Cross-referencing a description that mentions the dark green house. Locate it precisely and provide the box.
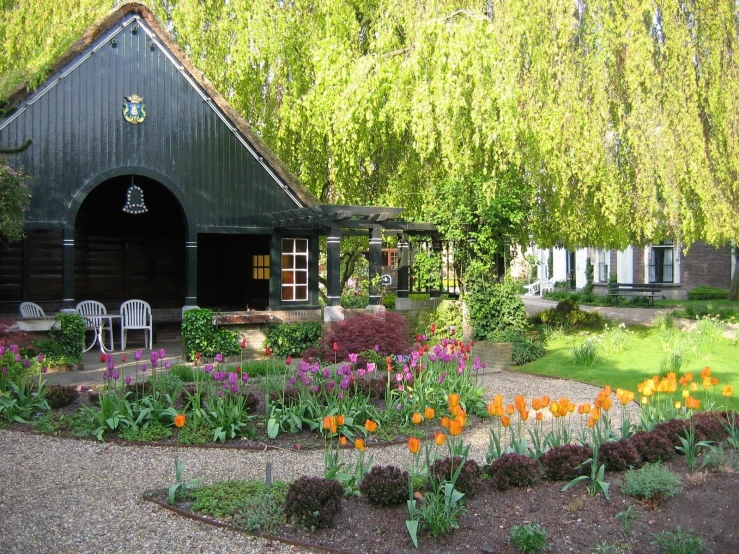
[0,2,324,316]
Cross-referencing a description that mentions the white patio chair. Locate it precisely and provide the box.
[522,281,541,297]
[76,300,114,352]
[19,302,45,318]
[120,299,153,350]
[541,278,555,295]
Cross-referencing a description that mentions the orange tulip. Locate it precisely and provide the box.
[355,438,366,452]
[487,402,497,417]
[723,385,733,398]
[408,436,421,454]
[337,415,345,426]
[448,420,463,436]
[441,416,450,429]
[506,404,515,415]
[586,418,595,428]
[455,412,467,427]
[514,395,526,413]
[493,394,503,408]
[520,409,529,421]
[532,398,542,411]
[449,404,460,417]
[339,436,347,446]
[501,416,511,428]
[712,377,719,386]
[448,393,461,408]
[322,416,332,429]
[411,412,423,425]
[434,432,446,447]
[424,407,436,420]
[540,395,550,407]
[535,412,543,421]
[365,419,378,433]
[701,366,711,379]
[174,414,186,428]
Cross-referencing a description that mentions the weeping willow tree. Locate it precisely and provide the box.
[1,0,738,296]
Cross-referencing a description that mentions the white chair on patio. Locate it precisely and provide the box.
[76,300,114,353]
[120,299,153,350]
[19,302,45,318]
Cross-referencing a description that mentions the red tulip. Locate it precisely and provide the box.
[240,338,247,349]
[265,346,271,356]
[430,323,436,333]
[451,328,456,335]
[332,341,338,352]
[100,354,107,363]
[286,355,292,365]
[121,355,127,362]
[196,352,202,360]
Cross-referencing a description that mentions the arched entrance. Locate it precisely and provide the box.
[74,175,186,309]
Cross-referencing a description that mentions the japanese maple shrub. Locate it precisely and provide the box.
[311,311,413,360]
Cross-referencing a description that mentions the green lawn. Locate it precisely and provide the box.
[514,325,739,409]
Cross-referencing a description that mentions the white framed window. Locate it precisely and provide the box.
[281,238,308,301]
[648,241,677,284]
[595,249,610,283]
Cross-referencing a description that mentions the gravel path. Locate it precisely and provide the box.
[0,371,636,554]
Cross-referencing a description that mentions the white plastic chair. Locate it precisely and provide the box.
[19,302,45,318]
[120,299,153,350]
[76,300,114,352]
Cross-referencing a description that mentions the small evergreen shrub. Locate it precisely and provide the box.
[231,482,289,534]
[417,299,463,339]
[468,279,529,339]
[486,329,546,366]
[382,292,397,310]
[44,384,79,409]
[265,322,323,357]
[691,412,728,443]
[430,456,481,496]
[540,300,603,328]
[485,453,540,490]
[687,286,729,300]
[359,465,409,506]
[621,463,682,502]
[541,444,592,481]
[310,311,413,361]
[509,521,548,554]
[238,359,288,378]
[631,431,676,463]
[598,439,640,471]
[37,313,85,365]
[284,476,344,530]
[182,308,239,360]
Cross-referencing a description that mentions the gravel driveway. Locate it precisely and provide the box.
[0,371,632,554]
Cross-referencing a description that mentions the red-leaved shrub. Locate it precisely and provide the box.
[485,453,541,490]
[307,311,413,361]
[631,431,676,463]
[598,439,640,471]
[691,412,729,443]
[541,444,592,481]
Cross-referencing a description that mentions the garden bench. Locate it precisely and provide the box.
[606,283,662,306]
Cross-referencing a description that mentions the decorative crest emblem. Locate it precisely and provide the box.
[122,94,146,124]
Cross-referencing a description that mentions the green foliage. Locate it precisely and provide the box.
[168,365,194,383]
[571,339,599,366]
[509,521,548,554]
[615,506,641,535]
[38,313,85,365]
[381,292,396,310]
[413,482,467,538]
[486,329,545,366]
[429,456,480,497]
[265,321,322,357]
[119,421,173,442]
[688,287,729,301]
[651,526,712,554]
[621,463,682,502]
[181,309,239,361]
[467,279,529,340]
[417,299,463,338]
[0,161,29,242]
[177,417,215,445]
[540,300,603,328]
[231,482,289,534]
[284,476,343,530]
[340,291,368,308]
[411,246,441,292]
[584,257,594,295]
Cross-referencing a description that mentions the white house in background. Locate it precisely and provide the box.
[527,241,735,300]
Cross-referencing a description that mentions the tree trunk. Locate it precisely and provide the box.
[729,246,739,301]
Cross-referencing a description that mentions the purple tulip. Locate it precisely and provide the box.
[358,369,366,378]
[322,368,331,379]
[1,366,7,375]
[125,376,131,385]
[242,373,249,382]
[80,385,88,392]
[337,392,344,400]
[429,353,437,362]
[107,361,115,371]
[164,361,171,370]
[217,390,223,398]
[23,359,30,368]
[36,353,45,363]
[366,362,375,373]
[112,371,120,380]
[141,364,147,372]
[10,344,19,353]
[348,353,358,363]
[204,364,213,374]
[0,346,6,356]
[134,350,142,361]
[230,385,239,394]
[150,351,158,363]
[41,366,47,374]
[422,335,428,342]
[102,373,108,381]
[311,385,319,394]
[215,353,223,363]
[395,373,403,382]
[158,348,166,359]
[15,354,22,363]
[228,372,237,384]
[151,359,158,368]
[374,344,379,352]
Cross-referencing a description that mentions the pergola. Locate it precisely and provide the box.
[264,205,439,308]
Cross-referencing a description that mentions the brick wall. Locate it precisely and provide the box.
[681,242,732,290]
[633,246,645,284]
